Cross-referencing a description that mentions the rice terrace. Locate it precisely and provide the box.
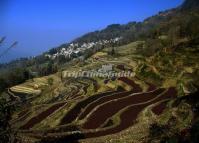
[1,0,199,143]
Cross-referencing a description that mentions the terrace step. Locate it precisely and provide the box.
[28,88,177,142]
[82,88,165,129]
[78,78,143,120]
[84,87,177,138]
[59,91,118,125]
[20,102,67,130]
[118,77,142,92]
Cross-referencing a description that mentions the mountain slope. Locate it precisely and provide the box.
[182,0,199,10]
[1,0,199,143]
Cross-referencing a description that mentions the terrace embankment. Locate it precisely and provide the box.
[60,91,117,125]
[146,82,156,91]
[78,79,142,120]
[33,88,177,142]
[82,88,165,129]
[84,87,177,138]
[135,76,156,91]
[17,109,29,118]
[9,90,32,102]
[20,102,66,130]
[69,86,81,99]
[11,111,32,124]
[7,89,20,101]
[78,91,132,120]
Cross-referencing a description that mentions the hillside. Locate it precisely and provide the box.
[1,0,199,143]
[182,0,199,10]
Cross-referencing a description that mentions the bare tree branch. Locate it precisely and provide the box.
[0,41,18,58]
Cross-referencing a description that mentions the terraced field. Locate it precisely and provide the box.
[8,44,192,142]
[10,75,177,143]
[20,102,67,130]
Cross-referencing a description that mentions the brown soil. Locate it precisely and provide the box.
[146,82,156,91]
[152,101,167,115]
[116,65,125,71]
[18,109,29,118]
[118,77,142,92]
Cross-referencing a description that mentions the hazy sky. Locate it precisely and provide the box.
[0,0,184,63]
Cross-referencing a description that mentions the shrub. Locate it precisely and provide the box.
[48,78,54,86]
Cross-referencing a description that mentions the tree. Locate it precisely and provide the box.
[0,78,7,94]
[185,16,199,39]
[0,98,16,143]
[142,38,162,57]
[48,78,54,86]
[48,48,58,55]
[57,55,69,64]
[167,26,180,47]
[47,62,53,74]
[23,70,30,80]
[110,47,115,55]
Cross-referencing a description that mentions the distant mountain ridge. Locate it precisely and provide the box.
[182,0,199,10]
